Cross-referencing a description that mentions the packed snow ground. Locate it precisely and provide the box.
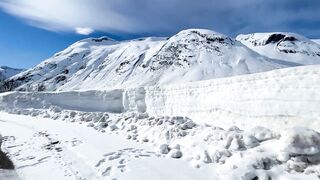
[0,112,216,180]
[1,111,320,180]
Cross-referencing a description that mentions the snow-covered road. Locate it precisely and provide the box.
[0,112,216,180]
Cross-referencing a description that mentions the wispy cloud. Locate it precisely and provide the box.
[0,0,319,37]
[75,27,94,35]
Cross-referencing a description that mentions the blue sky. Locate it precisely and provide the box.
[0,11,130,69]
[0,11,83,69]
[0,0,319,69]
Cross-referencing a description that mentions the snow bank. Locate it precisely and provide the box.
[0,90,124,113]
[145,65,320,130]
[1,65,320,130]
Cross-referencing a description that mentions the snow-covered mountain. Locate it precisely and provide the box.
[313,39,320,45]
[0,66,24,81]
[1,29,289,92]
[236,32,320,65]
[2,29,320,180]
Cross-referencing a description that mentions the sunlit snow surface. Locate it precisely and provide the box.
[1,29,320,179]
[1,64,320,179]
[237,32,320,65]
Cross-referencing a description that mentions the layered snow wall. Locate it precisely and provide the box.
[1,65,320,130]
[0,90,124,113]
[145,65,320,130]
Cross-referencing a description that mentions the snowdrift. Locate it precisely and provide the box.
[1,65,320,130]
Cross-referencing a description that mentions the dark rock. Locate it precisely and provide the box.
[265,34,286,44]
[55,75,66,83]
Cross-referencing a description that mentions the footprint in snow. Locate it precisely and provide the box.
[97,148,157,177]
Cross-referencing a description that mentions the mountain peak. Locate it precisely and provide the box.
[80,36,115,43]
[237,32,320,65]
[172,29,233,44]
[0,66,25,81]
[177,28,226,36]
[0,29,291,92]
[236,32,309,46]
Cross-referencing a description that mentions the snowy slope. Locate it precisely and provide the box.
[236,32,320,65]
[313,39,320,45]
[0,66,24,81]
[1,29,289,92]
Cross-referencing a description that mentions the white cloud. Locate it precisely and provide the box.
[0,0,319,37]
[75,27,94,35]
[0,0,133,34]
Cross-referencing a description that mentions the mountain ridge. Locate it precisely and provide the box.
[0,66,25,81]
[236,32,320,65]
[1,29,304,92]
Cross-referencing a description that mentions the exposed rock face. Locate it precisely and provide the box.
[0,135,14,169]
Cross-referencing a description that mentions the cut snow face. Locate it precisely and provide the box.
[0,29,289,92]
[237,32,320,65]
[1,64,320,131]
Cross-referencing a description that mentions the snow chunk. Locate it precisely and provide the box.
[279,127,320,155]
[212,149,232,164]
[224,132,259,150]
[250,126,275,142]
[168,149,183,159]
[158,144,170,154]
[109,124,118,131]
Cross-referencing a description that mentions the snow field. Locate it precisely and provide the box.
[1,108,320,179]
[1,112,218,180]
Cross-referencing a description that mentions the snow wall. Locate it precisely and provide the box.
[1,65,320,129]
[0,90,124,113]
[144,65,320,129]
